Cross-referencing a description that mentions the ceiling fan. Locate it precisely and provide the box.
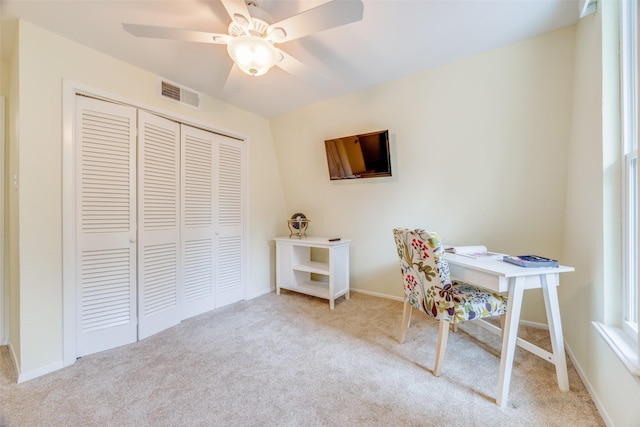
[123,0,364,90]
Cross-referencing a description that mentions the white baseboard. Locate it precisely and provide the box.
[564,342,613,427]
[519,319,550,329]
[17,359,64,384]
[247,286,273,300]
[350,287,403,302]
[5,339,65,384]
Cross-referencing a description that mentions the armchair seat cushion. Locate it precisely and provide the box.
[406,279,507,323]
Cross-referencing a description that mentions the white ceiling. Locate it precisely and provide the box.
[1,0,581,118]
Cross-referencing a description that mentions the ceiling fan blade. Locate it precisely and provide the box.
[268,0,363,43]
[275,49,327,87]
[223,63,249,93]
[122,23,230,44]
[220,0,253,28]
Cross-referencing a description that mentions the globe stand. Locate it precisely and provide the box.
[287,213,309,239]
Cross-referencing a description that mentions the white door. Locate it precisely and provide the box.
[137,111,181,339]
[75,96,137,357]
[180,125,215,318]
[180,126,245,317]
[72,95,246,357]
[215,136,245,307]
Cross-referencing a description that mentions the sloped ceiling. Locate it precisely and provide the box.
[0,0,581,118]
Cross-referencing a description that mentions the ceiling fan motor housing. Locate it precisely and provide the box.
[227,35,278,76]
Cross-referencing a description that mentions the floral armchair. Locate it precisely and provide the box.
[393,228,508,376]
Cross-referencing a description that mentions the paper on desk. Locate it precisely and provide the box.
[445,245,505,259]
[445,245,488,254]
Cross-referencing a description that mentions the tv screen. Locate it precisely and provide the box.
[324,130,391,180]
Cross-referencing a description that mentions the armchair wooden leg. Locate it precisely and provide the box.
[399,300,412,343]
[434,321,450,377]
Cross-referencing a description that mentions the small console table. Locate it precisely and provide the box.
[274,237,350,309]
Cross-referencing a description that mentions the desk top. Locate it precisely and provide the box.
[446,253,574,278]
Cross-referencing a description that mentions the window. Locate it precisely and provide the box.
[621,0,639,345]
[595,0,640,376]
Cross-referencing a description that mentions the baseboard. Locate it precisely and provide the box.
[17,359,64,384]
[564,342,613,427]
[5,340,65,384]
[247,286,273,300]
[518,319,550,329]
[350,287,403,302]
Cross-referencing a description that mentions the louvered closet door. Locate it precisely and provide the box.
[215,136,245,307]
[137,111,181,339]
[181,125,215,318]
[75,96,137,357]
[181,125,245,317]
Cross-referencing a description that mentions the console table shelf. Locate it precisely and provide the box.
[274,237,350,309]
[292,261,330,275]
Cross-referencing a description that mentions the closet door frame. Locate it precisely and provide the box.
[62,80,249,367]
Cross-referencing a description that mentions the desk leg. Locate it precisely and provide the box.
[541,273,570,391]
[497,276,525,408]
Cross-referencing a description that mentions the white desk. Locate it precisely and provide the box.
[446,253,574,408]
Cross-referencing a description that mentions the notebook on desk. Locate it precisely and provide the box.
[503,255,559,268]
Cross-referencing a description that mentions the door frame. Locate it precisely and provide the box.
[62,80,249,367]
[0,97,5,345]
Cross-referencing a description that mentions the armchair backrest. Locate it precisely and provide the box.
[392,228,453,318]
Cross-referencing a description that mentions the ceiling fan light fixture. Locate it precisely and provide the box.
[227,35,277,76]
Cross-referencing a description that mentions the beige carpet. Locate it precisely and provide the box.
[0,292,603,426]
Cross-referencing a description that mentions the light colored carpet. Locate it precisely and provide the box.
[0,291,603,426]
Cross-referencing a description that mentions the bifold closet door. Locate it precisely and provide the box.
[181,125,215,318]
[137,111,181,339]
[181,125,244,318]
[75,96,137,357]
[74,96,245,357]
[215,136,245,307]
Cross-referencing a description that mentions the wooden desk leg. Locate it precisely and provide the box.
[541,273,570,391]
[497,277,525,408]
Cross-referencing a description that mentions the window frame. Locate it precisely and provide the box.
[595,0,640,378]
[621,0,639,345]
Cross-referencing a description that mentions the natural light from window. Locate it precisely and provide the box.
[622,0,638,344]
[595,0,640,377]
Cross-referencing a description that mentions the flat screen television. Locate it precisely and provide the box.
[324,130,391,180]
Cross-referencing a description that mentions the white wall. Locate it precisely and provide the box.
[9,20,287,377]
[271,27,576,323]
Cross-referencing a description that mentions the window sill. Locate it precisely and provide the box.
[593,321,640,378]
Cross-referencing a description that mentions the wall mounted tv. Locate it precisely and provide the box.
[324,130,391,180]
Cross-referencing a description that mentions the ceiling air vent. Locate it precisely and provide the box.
[159,79,200,109]
[578,0,597,18]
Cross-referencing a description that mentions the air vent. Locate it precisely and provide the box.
[159,79,200,109]
[579,0,597,18]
